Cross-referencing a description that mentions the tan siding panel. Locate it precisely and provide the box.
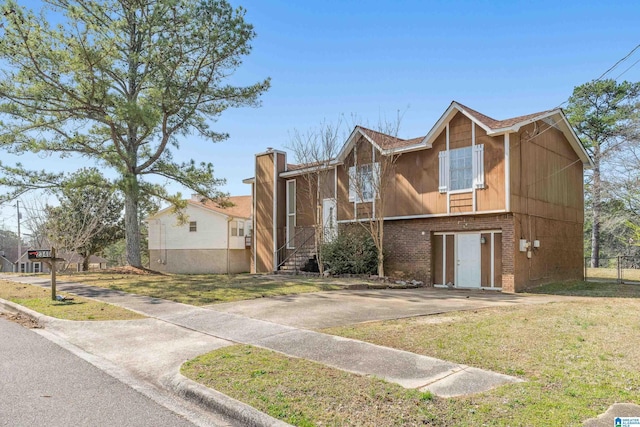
[494,233,502,287]
[255,154,274,272]
[446,234,455,285]
[481,233,491,287]
[450,193,473,213]
[448,112,472,150]
[511,122,584,221]
[433,234,443,285]
[476,130,505,211]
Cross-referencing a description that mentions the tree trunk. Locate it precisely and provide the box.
[123,172,142,267]
[82,255,90,272]
[377,221,384,277]
[590,150,601,268]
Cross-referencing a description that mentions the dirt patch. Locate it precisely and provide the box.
[105,266,166,275]
[0,311,41,328]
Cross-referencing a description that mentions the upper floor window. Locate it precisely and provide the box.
[439,145,484,193]
[450,146,473,191]
[349,163,378,203]
[189,221,197,232]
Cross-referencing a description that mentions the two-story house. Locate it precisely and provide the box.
[245,101,592,292]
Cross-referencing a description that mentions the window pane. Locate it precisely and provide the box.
[449,147,472,191]
[287,181,295,214]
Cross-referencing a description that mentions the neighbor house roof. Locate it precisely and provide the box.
[58,252,108,264]
[0,247,21,263]
[189,195,252,219]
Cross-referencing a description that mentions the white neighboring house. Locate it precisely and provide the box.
[147,195,252,274]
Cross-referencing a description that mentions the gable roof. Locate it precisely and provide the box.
[0,247,21,263]
[188,195,252,219]
[149,195,252,220]
[280,100,593,178]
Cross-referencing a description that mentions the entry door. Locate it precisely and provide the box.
[456,233,481,288]
[322,198,337,242]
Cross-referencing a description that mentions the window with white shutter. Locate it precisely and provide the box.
[440,144,484,193]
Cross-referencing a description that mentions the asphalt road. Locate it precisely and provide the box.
[0,317,197,427]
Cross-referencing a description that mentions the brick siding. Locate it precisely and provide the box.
[383,213,516,292]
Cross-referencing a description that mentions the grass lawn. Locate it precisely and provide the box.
[585,267,640,282]
[528,280,640,297]
[0,280,144,321]
[57,271,346,305]
[184,296,640,426]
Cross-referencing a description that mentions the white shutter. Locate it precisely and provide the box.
[348,166,356,201]
[473,144,485,189]
[438,151,448,193]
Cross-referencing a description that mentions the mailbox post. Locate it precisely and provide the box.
[28,248,58,301]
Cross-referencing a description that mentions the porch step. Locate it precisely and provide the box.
[278,246,317,272]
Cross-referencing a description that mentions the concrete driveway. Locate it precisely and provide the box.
[207,287,580,329]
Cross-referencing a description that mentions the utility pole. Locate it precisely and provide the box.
[16,200,21,272]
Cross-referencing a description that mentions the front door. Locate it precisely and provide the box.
[322,198,337,242]
[456,233,481,288]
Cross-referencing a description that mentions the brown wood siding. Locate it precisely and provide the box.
[510,122,584,222]
[476,128,505,211]
[385,131,448,217]
[319,169,335,200]
[512,213,583,291]
[481,233,491,287]
[382,113,505,218]
[494,233,502,287]
[450,192,473,213]
[433,234,443,284]
[255,153,275,272]
[337,137,375,221]
[295,175,316,227]
[445,234,454,284]
[448,112,471,150]
[276,153,287,251]
[337,163,351,221]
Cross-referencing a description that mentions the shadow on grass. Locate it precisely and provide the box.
[528,280,640,298]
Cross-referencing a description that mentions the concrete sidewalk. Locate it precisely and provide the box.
[0,274,522,424]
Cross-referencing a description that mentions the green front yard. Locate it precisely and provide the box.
[0,280,144,321]
[184,284,640,426]
[57,271,347,305]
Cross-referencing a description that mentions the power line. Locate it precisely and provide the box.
[594,43,640,82]
[614,57,640,81]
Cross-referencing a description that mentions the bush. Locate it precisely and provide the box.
[321,227,378,275]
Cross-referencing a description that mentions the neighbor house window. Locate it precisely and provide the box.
[439,145,484,193]
[349,163,378,202]
[34,262,41,273]
[231,221,245,237]
[189,221,197,232]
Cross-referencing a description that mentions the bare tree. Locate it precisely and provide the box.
[287,118,343,273]
[347,115,404,277]
[20,198,52,249]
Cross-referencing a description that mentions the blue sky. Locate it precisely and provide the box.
[1,0,640,234]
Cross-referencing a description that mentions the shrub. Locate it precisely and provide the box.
[321,227,378,275]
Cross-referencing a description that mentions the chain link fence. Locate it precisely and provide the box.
[584,256,640,283]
